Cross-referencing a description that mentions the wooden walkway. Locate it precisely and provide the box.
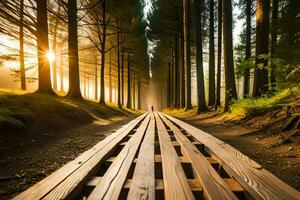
[14,112,300,200]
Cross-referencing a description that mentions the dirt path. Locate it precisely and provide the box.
[0,116,136,199]
[177,112,300,191]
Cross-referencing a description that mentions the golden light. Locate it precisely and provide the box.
[46,51,55,62]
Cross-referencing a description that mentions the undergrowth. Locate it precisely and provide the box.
[225,86,300,120]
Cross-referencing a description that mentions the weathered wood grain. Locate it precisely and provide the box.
[163,113,300,200]
[159,113,238,200]
[154,112,195,200]
[87,115,151,200]
[127,113,155,200]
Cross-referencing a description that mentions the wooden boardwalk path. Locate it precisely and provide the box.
[14,112,300,200]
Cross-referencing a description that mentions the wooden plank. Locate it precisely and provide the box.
[14,113,148,200]
[87,115,151,200]
[159,113,238,200]
[162,113,300,200]
[86,177,202,191]
[154,112,195,200]
[17,113,148,200]
[127,113,155,200]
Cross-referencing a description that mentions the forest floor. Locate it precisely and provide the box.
[0,90,140,199]
[165,96,300,191]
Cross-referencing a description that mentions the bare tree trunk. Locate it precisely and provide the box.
[52,1,61,91]
[138,78,141,110]
[36,0,53,94]
[270,0,278,90]
[121,46,124,105]
[170,45,174,109]
[84,66,86,98]
[94,52,98,100]
[133,72,135,109]
[253,0,270,97]
[174,35,180,108]
[126,53,131,109]
[215,0,222,109]
[195,0,208,113]
[109,52,112,103]
[60,42,64,92]
[67,0,82,98]
[99,1,107,104]
[19,0,26,90]
[180,34,185,108]
[117,23,122,108]
[244,0,251,97]
[223,0,237,111]
[208,0,216,106]
[184,0,192,110]
[167,62,171,108]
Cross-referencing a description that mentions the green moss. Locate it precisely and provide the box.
[225,86,300,120]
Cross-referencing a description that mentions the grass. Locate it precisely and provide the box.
[224,86,300,120]
[0,90,140,133]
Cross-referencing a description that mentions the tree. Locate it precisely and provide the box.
[19,0,26,90]
[36,0,53,94]
[222,0,237,111]
[208,0,215,106]
[270,0,278,90]
[126,52,131,108]
[67,0,82,98]
[215,0,222,109]
[244,0,252,96]
[184,0,192,110]
[253,0,270,97]
[195,0,208,113]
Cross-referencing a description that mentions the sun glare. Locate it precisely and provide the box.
[47,51,55,62]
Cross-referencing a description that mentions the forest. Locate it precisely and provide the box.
[0,0,299,199]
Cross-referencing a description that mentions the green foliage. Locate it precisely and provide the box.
[225,86,300,119]
[258,54,300,88]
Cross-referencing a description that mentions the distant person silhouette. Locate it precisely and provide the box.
[151,105,154,112]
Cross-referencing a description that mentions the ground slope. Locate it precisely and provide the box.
[0,90,140,199]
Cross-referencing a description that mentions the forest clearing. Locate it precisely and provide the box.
[0,0,300,199]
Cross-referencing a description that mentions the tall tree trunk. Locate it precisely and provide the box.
[208,0,216,106]
[67,0,81,98]
[94,52,98,100]
[126,53,131,109]
[60,42,64,92]
[184,0,192,110]
[223,0,237,111]
[170,45,174,108]
[117,24,121,107]
[253,0,270,97]
[215,0,222,109]
[244,0,252,97]
[36,0,53,94]
[19,0,26,90]
[195,0,208,113]
[174,35,180,108]
[52,1,61,91]
[180,34,185,108]
[84,66,86,98]
[109,52,112,103]
[167,62,171,108]
[270,0,278,90]
[121,46,124,105]
[99,1,107,104]
[138,78,141,110]
[133,72,135,109]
